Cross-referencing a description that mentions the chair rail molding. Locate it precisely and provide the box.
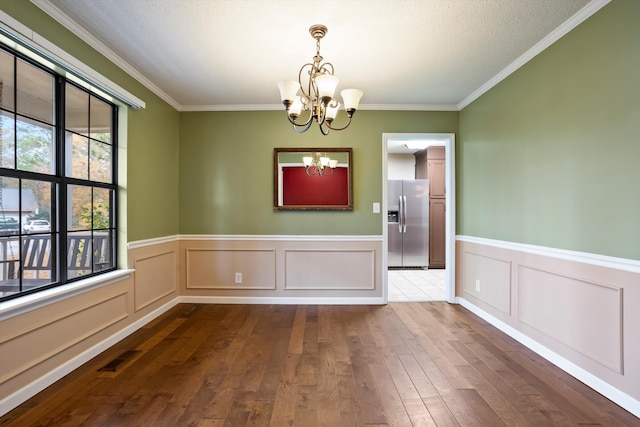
[456,235,640,273]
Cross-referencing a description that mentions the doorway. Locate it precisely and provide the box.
[382,133,455,303]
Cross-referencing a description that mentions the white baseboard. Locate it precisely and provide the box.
[0,297,180,417]
[179,295,386,305]
[456,297,640,419]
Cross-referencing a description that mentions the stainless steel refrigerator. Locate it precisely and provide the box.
[387,179,429,268]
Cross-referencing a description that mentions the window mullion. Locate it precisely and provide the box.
[0,43,118,303]
[111,107,117,270]
[56,75,66,284]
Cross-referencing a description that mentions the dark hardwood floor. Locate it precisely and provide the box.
[2,303,638,426]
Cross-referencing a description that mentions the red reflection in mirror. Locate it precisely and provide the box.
[282,166,349,205]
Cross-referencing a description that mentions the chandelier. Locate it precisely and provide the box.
[303,152,338,176]
[277,24,363,136]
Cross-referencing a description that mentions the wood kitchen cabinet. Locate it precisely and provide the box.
[413,146,446,268]
[428,198,446,268]
[426,146,446,268]
[427,159,445,198]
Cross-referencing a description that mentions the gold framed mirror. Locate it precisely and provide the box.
[274,147,353,210]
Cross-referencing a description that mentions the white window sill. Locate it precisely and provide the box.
[0,269,134,321]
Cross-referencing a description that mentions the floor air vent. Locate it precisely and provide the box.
[98,350,140,372]
[180,305,199,318]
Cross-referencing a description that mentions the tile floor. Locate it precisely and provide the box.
[388,268,446,302]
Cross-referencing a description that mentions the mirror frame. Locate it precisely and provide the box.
[274,147,353,211]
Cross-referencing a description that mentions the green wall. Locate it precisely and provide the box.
[0,2,458,241]
[12,0,633,255]
[458,0,640,260]
[0,1,180,242]
[179,110,457,235]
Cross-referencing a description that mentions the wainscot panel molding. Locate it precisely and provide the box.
[0,291,128,385]
[186,249,276,290]
[0,239,180,417]
[133,250,179,311]
[179,235,383,300]
[128,239,179,312]
[284,249,375,290]
[459,250,511,315]
[455,235,640,418]
[0,296,179,417]
[518,265,623,374]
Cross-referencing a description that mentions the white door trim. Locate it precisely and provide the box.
[382,133,456,303]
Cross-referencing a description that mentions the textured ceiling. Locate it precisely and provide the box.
[33,0,600,111]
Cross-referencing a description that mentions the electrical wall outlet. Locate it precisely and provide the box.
[475,279,480,292]
[235,272,243,284]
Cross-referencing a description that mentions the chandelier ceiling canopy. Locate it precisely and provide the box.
[277,25,363,136]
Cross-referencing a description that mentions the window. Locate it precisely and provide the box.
[0,44,117,302]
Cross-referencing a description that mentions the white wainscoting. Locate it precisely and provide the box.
[460,250,511,315]
[456,235,640,418]
[178,235,384,303]
[186,248,276,290]
[0,291,128,385]
[0,238,179,417]
[283,249,375,290]
[133,250,178,311]
[517,264,623,374]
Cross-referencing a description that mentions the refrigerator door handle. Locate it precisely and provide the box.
[403,196,407,233]
[398,196,403,233]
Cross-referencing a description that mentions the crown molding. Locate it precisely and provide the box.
[0,8,145,108]
[457,0,611,110]
[35,0,455,114]
[178,103,460,112]
[31,0,611,114]
[359,103,459,112]
[178,104,283,112]
[30,0,181,111]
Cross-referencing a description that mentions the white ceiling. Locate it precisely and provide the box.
[387,138,447,155]
[32,0,603,112]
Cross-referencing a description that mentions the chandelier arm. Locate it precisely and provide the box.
[286,107,313,127]
[317,62,334,76]
[305,165,319,176]
[318,120,331,136]
[309,77,318,106]
[291,119,314,134]
[298,63,315,99]
[317,104,326,127]
[325,115,353,132]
